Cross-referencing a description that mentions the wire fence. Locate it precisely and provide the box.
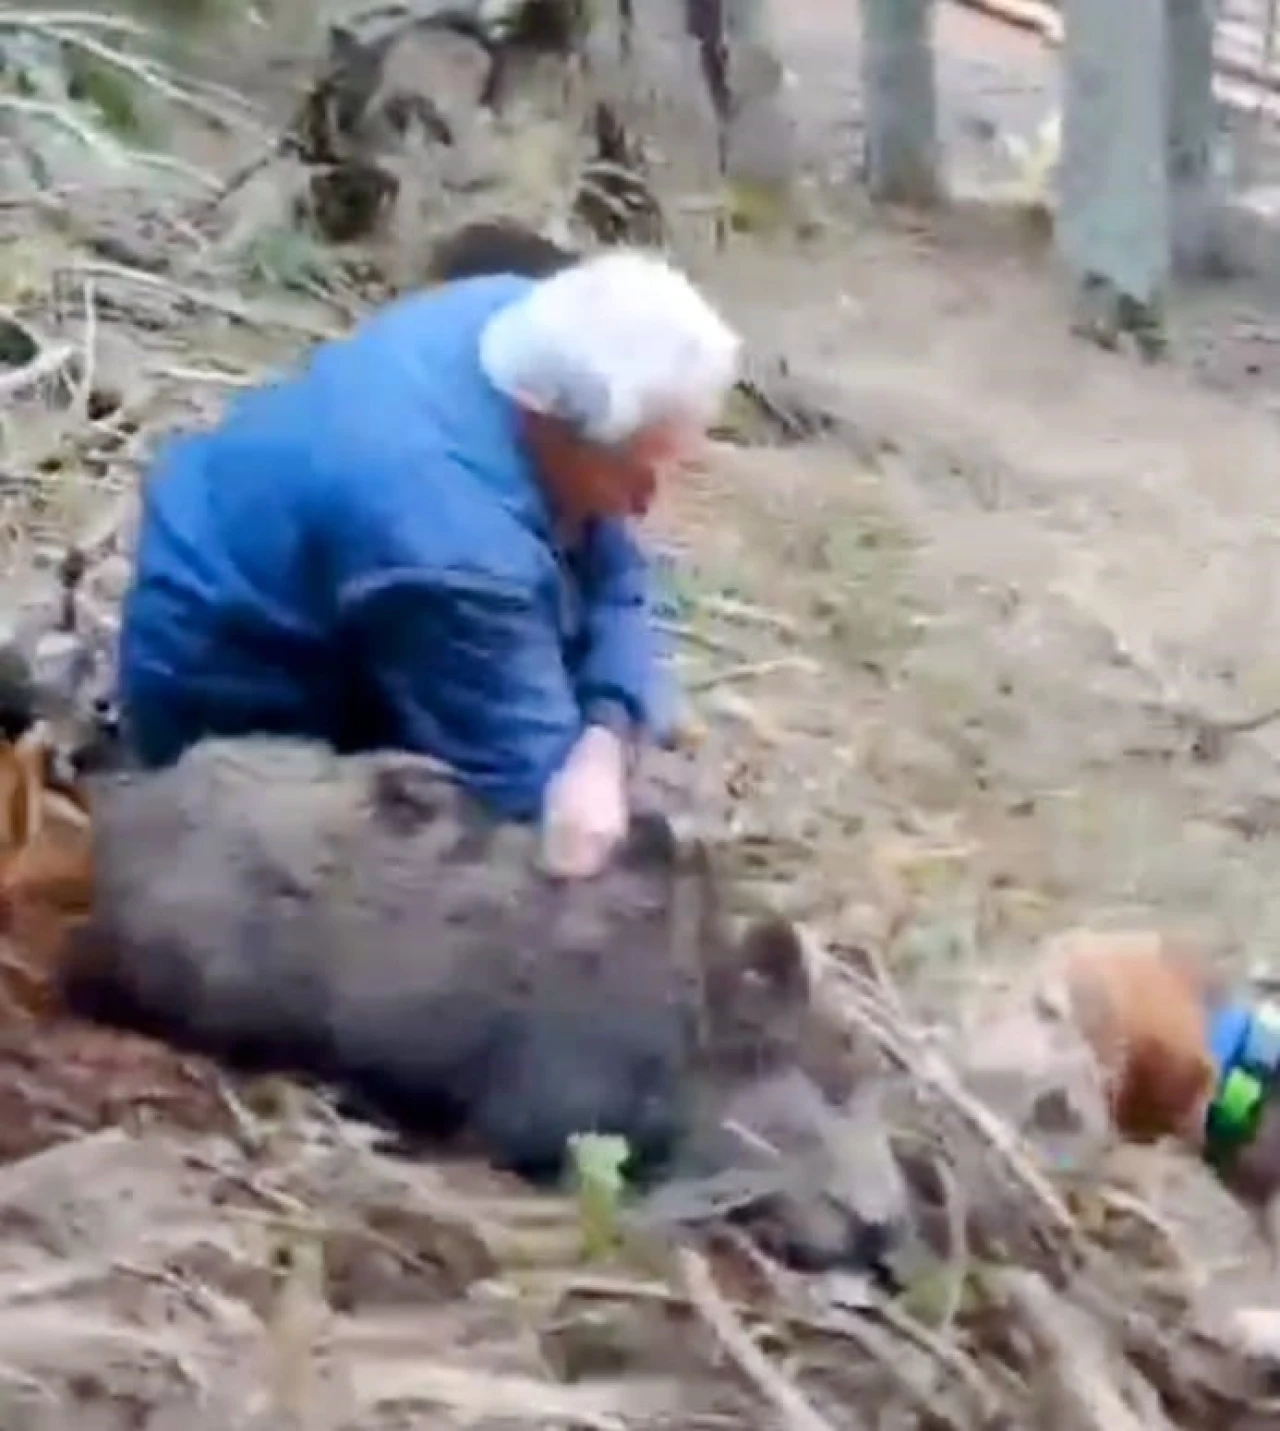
[1219,0,1280,186]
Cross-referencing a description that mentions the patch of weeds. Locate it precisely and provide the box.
[725,178,789,237]
[889,901,983,983]
[0,32,65,102]
[237,225,340,298]
[2,31,150,141]
[652,548,697,622]
[895,1259,983,1326]
[710,386,770,445]
[799,497,924,669]
[654,556,756,629]
[64,51,153,143]
[119,0,247,31]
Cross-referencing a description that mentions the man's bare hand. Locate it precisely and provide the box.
[540,724,628,879]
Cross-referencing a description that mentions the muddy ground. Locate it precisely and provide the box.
[4,0,1280,1425]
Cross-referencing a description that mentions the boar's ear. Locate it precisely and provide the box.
[736,916,812,1004]
[368,760,456,837]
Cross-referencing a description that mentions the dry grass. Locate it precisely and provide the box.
[0,964,1269,1431]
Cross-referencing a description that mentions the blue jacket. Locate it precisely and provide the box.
[118,275,670,820]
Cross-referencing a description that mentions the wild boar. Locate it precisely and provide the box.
[55,735,906,1273]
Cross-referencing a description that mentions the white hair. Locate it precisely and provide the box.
[479,249,741,447]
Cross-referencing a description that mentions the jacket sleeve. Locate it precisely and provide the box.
[571,518,665,737]
[343,569,583,821]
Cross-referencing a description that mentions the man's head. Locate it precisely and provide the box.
[427,220,579,284]
[480,249,740,528]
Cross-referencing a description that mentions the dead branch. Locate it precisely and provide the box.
[0,344,78,403]
[678,1246,842,1431]
[996,1268,1178,1431]
[0,15,269,137]
[69,260,338,340]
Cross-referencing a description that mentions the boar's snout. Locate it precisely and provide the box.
[675,1068,910,1279]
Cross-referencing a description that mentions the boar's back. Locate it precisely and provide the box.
[63,737,709,1176]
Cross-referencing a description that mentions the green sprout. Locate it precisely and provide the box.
[567,1132,632,1260]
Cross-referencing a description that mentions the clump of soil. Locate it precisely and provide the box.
[0,1019,235,1163]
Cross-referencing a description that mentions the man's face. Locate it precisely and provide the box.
[524,412,705,529]
[577,420,703,521]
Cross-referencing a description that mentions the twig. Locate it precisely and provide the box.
[1095,1185,1196,1281]
[819,1300,975,1428]
[677,1246,839,1431]
[201,137,283,215]
[70,260,337,340]
[826,966,1084,1251]
[209,1074,268,1154]
[688,655,817,694]
[15,19,269,138]
[869,1294,1005,1412]
[1199,703,1280,738]
[1164,700,1280,762]
[0,12,154,39]
[346,1358,646,1427]
[124,149,222,193]
[75,274,97,425]
[831,937,912,1025]
[654,616,744,659]
[0,95,126,164]
[627,1166,796,1232]
[699,592,801,636]
[0,1360,54,1400]
[112,1257,237,1327]
[141,362,258,388]
[523,1264,999,1423]
[996,1268,1175,1431]
[944,0,1062,41]
[0,94,216,196]
[0,344,78,403]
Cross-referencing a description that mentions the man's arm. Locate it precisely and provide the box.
[343,569,583,821]
[571,518,666,740]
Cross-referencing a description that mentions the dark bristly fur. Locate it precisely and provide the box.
[426,219,579,285]
[0,645,36,744]
[58,737,901,1270]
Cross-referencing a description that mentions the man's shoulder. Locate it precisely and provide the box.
[425,476,548,586]
[332,460,550,609]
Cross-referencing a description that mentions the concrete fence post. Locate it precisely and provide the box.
[1057,0,1171,351]
[860,0,940,204]
[1165,0,1223,275]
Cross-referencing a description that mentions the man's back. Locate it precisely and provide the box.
[120,275,549,762]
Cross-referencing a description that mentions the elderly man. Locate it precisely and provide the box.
[117,249,740,878]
